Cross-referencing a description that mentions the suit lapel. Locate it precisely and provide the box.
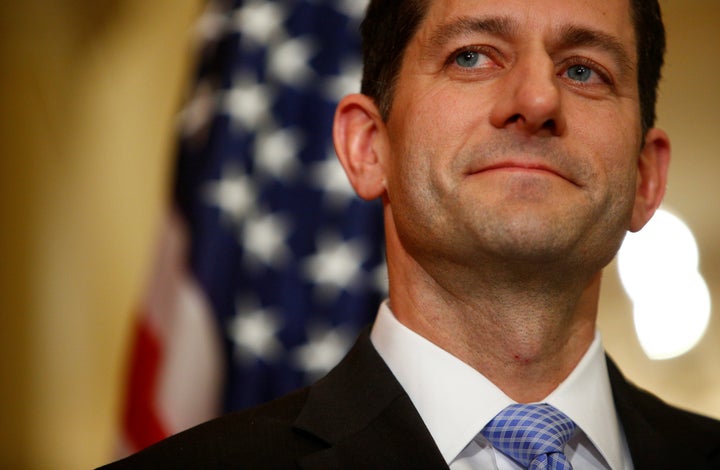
[607,356,708,469]
[293,330,448,469]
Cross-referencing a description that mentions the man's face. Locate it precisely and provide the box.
[380,0,646,273]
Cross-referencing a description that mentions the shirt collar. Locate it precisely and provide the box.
[544,330,626,470]
[370,301,625,469]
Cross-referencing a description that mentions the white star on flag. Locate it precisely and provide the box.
[268,36,318,87]
[233,1,288,46]
[203,165,257,225]
[223,75,275,131]
[292,325,355,380]
[333,0,370,20]
[254,127,304,181]
[302,234,368,302]
[229,305,284,364]
[241,211,292,270]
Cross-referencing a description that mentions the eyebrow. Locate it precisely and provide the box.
[557,25,635,75]
[427,15,635,75]
[428,16,518,48]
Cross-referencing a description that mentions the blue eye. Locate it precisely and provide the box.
[456,50,481,68]
[566,64,594,82]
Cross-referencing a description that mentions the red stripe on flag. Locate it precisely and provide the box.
[121,314,169,451]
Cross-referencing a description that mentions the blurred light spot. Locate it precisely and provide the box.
[618,208,711,360]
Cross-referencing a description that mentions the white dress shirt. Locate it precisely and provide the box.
[370,301,634,469]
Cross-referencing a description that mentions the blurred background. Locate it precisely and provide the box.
[0,1,718,468]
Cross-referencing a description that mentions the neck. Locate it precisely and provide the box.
[386,244,600,403]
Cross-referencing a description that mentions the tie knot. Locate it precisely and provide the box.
[482,403,576,470]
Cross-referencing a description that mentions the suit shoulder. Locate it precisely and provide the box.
[615,368,720,466]
[97,387,327,469]
[627,382,720,436]
[607,357,720,468]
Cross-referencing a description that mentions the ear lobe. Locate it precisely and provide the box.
[333,93,388,201]
[630,128,671,232]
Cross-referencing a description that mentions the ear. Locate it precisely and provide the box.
[333,93,388,201]
[630,128,671,232]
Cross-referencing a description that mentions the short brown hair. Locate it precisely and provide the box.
[360,0,430,120]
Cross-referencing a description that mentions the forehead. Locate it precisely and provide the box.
[415,0,636,56]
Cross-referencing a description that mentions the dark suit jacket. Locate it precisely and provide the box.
[100,330,720,469]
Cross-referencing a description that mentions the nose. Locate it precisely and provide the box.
[489,52,566,136]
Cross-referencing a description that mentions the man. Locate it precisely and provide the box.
[100,0,720,468]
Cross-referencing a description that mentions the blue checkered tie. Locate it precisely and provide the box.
[481,403,576,470]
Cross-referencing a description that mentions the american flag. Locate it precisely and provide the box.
[120,0,385,454]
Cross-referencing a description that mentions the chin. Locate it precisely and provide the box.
[473,218,600,266]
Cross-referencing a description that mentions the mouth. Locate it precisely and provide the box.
[467,160,580,187]
[482,162,561,176]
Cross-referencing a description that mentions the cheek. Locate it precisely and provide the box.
[571,102,642,181]
[393,82,483,140]
[604,120,643,192]
[606,158,639,204]
[594,144,641,229]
